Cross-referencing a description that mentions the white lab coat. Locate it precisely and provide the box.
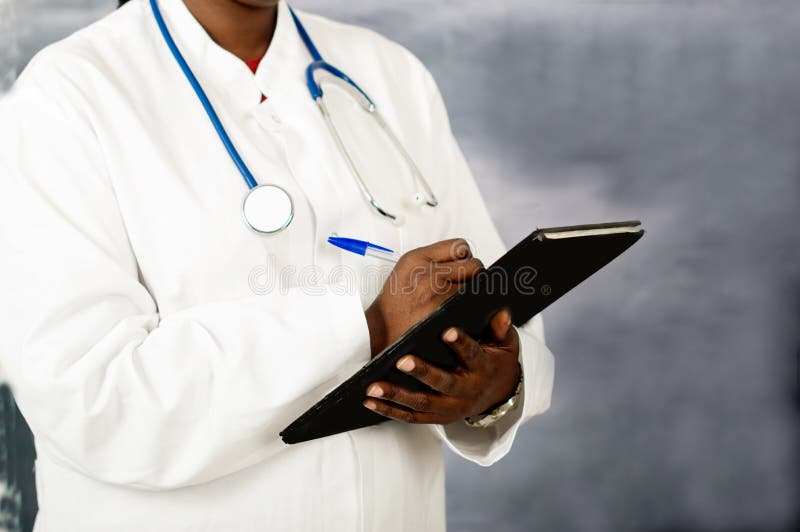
[0,0,555,530]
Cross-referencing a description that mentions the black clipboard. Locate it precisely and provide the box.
[280,221,644,444]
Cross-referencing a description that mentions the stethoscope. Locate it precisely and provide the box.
[150,0,439,234]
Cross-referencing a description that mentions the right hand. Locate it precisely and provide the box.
[365,238,484,357]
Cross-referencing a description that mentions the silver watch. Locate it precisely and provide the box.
[464,373,523,428]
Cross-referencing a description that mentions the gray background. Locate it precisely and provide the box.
[1,1,798,531]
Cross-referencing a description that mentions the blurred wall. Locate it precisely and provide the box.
[2,1,798,531]
[0,0,17,91]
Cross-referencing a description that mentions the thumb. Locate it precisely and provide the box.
[489,308,513,345]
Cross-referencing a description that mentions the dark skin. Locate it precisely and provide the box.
[184,0,280,62]
[185,1,522,424]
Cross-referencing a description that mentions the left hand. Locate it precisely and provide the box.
[363,309,522,425]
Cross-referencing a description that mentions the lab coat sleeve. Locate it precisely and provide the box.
[417,64,556,466]
[0,81,371,490]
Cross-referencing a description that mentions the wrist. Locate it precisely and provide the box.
[503,362,523,404]
[485,361,522,415]
[465,365,523,428]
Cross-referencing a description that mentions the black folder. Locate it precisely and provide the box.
[280,221,644,444]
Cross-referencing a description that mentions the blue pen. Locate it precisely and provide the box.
[328,236,399,263]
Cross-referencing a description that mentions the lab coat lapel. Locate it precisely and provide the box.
[252,0,301,102]
[157,0,263,106]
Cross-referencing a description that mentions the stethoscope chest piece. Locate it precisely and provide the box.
[242,184,294,234]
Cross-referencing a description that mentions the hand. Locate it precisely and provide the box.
[365,238,483,357]
[363,309,522,425]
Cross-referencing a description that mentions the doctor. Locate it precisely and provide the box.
[0,0,555,530]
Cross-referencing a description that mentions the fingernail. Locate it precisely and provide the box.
[443,328,458,343]
[397,357,415,372]
[366,384,383,398]
[363,400,377,410]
